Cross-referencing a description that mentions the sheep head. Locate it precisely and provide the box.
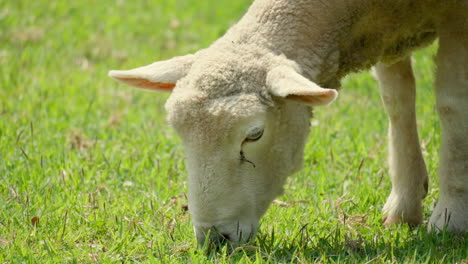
[109,48,337,246]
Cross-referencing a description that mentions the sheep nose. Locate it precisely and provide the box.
[220,233,231,241]
[194,222,257,247]
[195,227,231,246]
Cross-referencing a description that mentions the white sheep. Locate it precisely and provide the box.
[109,0,468,245]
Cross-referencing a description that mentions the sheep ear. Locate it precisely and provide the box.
[108,54,195,92]
[266,66,338,105]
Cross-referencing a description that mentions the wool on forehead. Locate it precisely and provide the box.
[165,91,269,143]
[176,46,278,98]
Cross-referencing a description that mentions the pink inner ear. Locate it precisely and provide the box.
[286,94,322,104]
[286,91,335,105]
[118,77,175,91]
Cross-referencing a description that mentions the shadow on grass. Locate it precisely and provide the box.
[200,224,467,263]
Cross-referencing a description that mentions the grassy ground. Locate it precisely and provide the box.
[1,0,467,263]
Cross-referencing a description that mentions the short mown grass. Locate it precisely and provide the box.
[1,0,466,263]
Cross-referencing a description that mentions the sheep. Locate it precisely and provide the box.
[109,0,468,245]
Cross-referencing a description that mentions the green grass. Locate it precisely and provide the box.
[0,0,467,263]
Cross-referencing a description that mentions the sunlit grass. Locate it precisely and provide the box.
[1,0,466,263]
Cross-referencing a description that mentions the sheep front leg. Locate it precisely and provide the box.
[374,57,428,226]
[429,10,468,233]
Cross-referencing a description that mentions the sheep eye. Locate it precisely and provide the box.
[245,128,264,142]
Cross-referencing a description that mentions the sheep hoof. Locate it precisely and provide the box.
[382,213,422,228]
[382,191,423,227]
[428,197,468,233]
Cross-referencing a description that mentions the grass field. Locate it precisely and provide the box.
[1,0,467,263]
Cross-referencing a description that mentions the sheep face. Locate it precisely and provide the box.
[109,52,338,246]
[166,90,312,245]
